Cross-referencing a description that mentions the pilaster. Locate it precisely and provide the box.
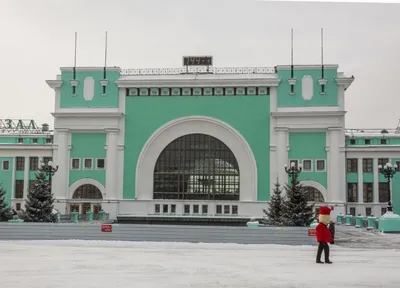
[357,158,363,203]
[373,158,379,203]
[275,127,289,191]
[105,128,119,199]
[53,129,70,199]
[327,128,341,202]
[23,157,29,199]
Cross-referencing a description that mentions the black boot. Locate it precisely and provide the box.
[316,260,324,264]
[325,260,333,264]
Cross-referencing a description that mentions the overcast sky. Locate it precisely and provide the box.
[1,0,399,130]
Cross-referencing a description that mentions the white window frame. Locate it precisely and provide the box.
[71,158,80,170]
[95,158,106,170]
[83,158,93,170]
[2,160,10,171]
[288,159,299,169]
[302,159,313,172]
[315,159,326,172]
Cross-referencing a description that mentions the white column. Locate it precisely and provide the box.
[53,129,69,199]
[275,127,288,190]
[327,128,341,202]
[105,129,119,199]
[357,158,363,203]
[373,157,379,203]
[11,157,16,200]
[23,157,29,199]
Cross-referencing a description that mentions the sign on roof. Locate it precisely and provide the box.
[0,119,43,134]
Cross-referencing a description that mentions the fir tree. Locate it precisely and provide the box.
[0,184,12,221]
[282,166,315,227]
[25,170,55,222]
[263,179,286,225]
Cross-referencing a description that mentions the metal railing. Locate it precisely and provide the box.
[120,67,276,76]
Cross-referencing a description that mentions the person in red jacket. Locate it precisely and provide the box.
[315,206,333,264]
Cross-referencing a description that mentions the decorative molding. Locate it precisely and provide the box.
[69,80,79,87]
[46,80,63,90]
[100,79,109,87]
[274,127,289,132]
[104,128,120,133]
[335,77,354,90]
[286,146,291,152]
[135,115,258,201]
[52,112,125,118]
[318,78,328,85]
[0,144,53,150]
[68,145,72,150]
[61,67,121,72]
[346,146,400,152]
[288,78,297,85]
[270,145,277,151]
[116,78,281,88]
[117,144,125,150]
[277,64,339,70]
[271,111,346,117]
[328,127,343,131]
[69,178,106,199]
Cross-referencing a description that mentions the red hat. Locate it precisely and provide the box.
[319,206,331,215]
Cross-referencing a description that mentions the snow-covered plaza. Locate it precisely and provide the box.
[1,233,400,288]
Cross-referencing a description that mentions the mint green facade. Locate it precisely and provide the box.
[60,70,120,108]
[0,157,13,206]
[288,132,327,190]
[123,95,271,201]
[69,133,106,186]
[276,67,338,107]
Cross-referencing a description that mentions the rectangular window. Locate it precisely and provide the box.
[16,157,24,171]
[96,158,105,169]
[46,138,52,144]
[15,180,24,199]
[396,161,400,171]
[381,139,387,145]
[349,207,356,216]
[154,204,160,213]
[379,182,389,203]
[232,205,238,215]
[184,204,190,214]
[224,205,230,214]
[170,204,176,214]
[162,204,168,213]
[347,183,358,202]
[216,205,222,214]
[302,160,312,171]
[202,204,208,214]
[18,138,23,143]
[347,159,358,173]
[71,158,80,169]
[2,160,9,171]
[362,159,373,173]
[16,203,21,211]
[193,204,199,214]
[316,160,326,171]
[381,207,387,215]
[350,139,356,145]
[84,158,93,170]
[365,207,372,217]
[378,158,389,167]
[29,157,39,171]
[32,138,38,144]
[364,139,370,145]
[363,183,373,203]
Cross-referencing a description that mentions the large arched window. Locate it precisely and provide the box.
[303,186,325,203]
[153,133,240,200]
[72,184,103,199]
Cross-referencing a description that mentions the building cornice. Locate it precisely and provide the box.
[115,78,281,88]
[60,67,121,72]
[0,144,54,150]
[51,112,125,118]
[346,146,400,152]
[276,64,339,70]
[271,111,346,118]
[46,80,63,90]
[335,77,354,90]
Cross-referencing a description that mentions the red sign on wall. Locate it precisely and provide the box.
[308,228,316,236]
[101,224,112,232]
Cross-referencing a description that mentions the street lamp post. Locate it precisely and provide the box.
[284,161,303,181]
[378,162,398,212]
[41,161,59,182]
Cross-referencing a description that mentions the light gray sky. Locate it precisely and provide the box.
[1,0,399,129]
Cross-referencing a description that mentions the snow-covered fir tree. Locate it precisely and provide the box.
[25,170,56,222]
[0,184,12,221]
[263,178,286,225]
[281,169,314,227]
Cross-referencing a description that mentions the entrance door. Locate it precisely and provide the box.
[93,205,101,214]
[82,203,91,214]
[70,204,80,214]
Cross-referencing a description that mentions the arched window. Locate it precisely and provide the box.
[72,184,103,199]
[153,133,239,200]
[303,186,325,203]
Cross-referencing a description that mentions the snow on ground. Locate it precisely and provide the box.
[1,240,400,288]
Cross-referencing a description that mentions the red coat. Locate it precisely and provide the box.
[316,223,332,243]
